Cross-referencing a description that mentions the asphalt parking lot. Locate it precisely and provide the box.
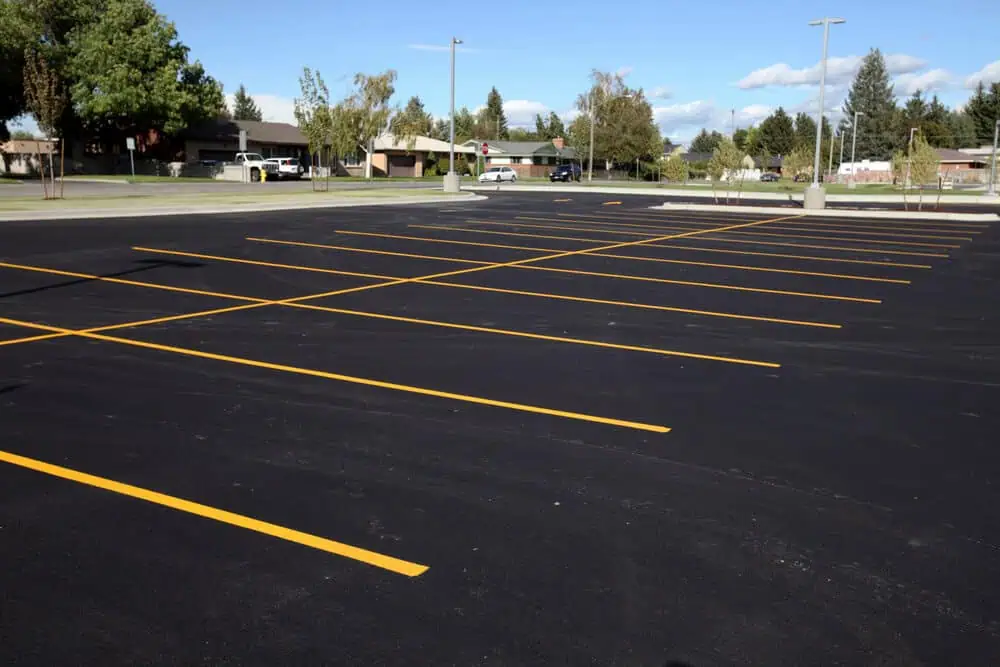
[1,192,998,665]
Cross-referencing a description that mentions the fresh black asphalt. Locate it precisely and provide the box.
[1,193,999,665]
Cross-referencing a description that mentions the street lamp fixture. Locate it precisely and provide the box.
[807,17,845,204]
[445,37,463,193]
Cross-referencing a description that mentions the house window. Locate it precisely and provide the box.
[342,154,361,166]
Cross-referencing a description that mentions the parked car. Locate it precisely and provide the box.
[233,152,279,182]
[478,166,517,183]
[759,172,780,182]
[793,173,823,183]
[265,157,305,180]
[550,163,582,182]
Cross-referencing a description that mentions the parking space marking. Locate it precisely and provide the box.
[469,220,963,249]
[532,215,977,241]
[335,230,918,280]
[134,247,841,328]
[0,260,780,367]
[602,201,622,205]
[0,449,430,577]
[0,316,672,433]
[565,210,993,231]
[411,225,950,259]
[553,198,573,202]
[248,238,879,303]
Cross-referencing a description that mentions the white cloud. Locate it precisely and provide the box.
[616,66,633,78]
[502,99,550,128]
[650,85,672,100]
[894,68,954,95]
[736,104,773,126]
[738,53,926,89]
[653,100,716,133]
[225,92,298,125]
[964,60,1000,88]
[407,43,478,53]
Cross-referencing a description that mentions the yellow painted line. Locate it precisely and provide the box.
[553,198,573,202]
[0,316,671,433]
[0,260,779,367]
[473,219,961,249]
[538,214,977,240]
[411,225,949,259]
[602,201,622,205]
[0,449,429,577]
[334,230,916,281]
[249,237,878,302]
[130,247,400,282]
[514,265,880,303]
[413,281,841,328]
[0,331,66,346]
[588,209,993,230]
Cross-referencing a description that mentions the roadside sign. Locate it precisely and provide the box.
[482,142,488,155]
[125,138,136,150]
[125,137,136,181]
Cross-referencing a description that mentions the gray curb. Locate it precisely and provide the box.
[651,203,999,222]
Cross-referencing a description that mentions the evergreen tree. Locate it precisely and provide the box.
[390,95,433,136]
[964,82,1000,146]
[841,48,899,160]
[484,86,508,139]
[547,111,565,139]
[231,84,262,121]
[947,111,977,149]
[689,128,723,153]
[793,112,816,149]
[758,107,794,155]
[732,127,748,151]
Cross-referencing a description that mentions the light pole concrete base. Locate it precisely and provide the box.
[443,172,461,193]
[847,181,857,190]
[803,186,827,209]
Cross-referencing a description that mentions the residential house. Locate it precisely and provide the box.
[462,138,576,178]
[179,119,314,165]
[364,134,476,177]
[1,139,59,176]
[935,148,987,173]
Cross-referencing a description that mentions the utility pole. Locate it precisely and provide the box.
[806,17,845,208]
[849,110,863,189]
[827,119,835,178]
[989,118,999,197]
[444,36,462,193]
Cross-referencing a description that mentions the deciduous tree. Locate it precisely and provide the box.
[294,66,333,179]
[661,153,686,182]
[908,133,939,210]
[23,47,66,197]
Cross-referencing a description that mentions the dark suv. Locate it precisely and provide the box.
[550,163,582,182]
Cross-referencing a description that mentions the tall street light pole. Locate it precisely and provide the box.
[989,118,999,197]
[445,37,462,192]
[808,17,845,197]
[849,110,864,188]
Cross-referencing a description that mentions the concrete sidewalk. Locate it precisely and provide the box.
[0,192,485,222]
[464,182,1000,206]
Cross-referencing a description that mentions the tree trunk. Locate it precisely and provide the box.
[59,138,65,199]
[917,187,923,211]
[35,140,48,199]
[711,179,717,204]
[936,183,942,211]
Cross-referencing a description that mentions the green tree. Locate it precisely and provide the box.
[332,70,401,175]
[732,127,749,152]
[231,83,262,121]
[689,128,723,153]
[947,110,977,149]
[661,153,686,182]
[453,106,475,143]
[793,112,816,150]
[483,86,508,139]
[908,132,939,210]
[782,144,813,180]
[964,81,1000,146]
[293,66,333,176]
[547,111,566,139]
[758,107,794,156]
[390,95,433,144]
[23,47,67,196]
[708,137,744,203]
[509,127,537,141]
[842,48,899,160]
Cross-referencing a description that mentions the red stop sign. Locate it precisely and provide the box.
[482,142,489,155]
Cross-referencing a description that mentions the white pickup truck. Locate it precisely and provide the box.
[234,152,279,182]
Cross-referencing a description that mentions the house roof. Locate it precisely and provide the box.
[464,139,565,157]
[679,152,713,163]
[374,134,475,153]
[935,147,986,164]
[182,119,308,145]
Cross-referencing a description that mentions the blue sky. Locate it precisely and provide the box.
[12,0,1000,144]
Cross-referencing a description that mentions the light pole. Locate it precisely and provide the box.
[807,17,845,205]
[838,129,845,179]
[904,126,917,188]
[445,36,462,193]
[988,118,999,197]
[849,110,863,188]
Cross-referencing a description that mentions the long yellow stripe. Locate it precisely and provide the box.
[476,219,961,249]
[248,237,879,303]
[0,449,429,576]
[410,225,949,259]
[333,230,919,279]
[0,259,779,367]
[0,316,672,433]
[569,209,993,230]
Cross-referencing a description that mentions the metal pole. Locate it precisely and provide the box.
[838,130,845,181]
[448,37,459,175]
[850,111,861,184]
[827,118,834,178]
[904,127,916,188]
[587,90,595,183]
[989,119,999,196]
[811,20,831,188]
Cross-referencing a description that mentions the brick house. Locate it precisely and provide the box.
[462,138,576,178]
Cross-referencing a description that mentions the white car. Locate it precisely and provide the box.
[264,157,306,180]
[478,166,517,183]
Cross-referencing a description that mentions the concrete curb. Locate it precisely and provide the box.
[651,202,999,222]
[463,183,1000,205]
[0,193,488,222]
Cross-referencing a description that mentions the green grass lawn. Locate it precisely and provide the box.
[60,174,223,183]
